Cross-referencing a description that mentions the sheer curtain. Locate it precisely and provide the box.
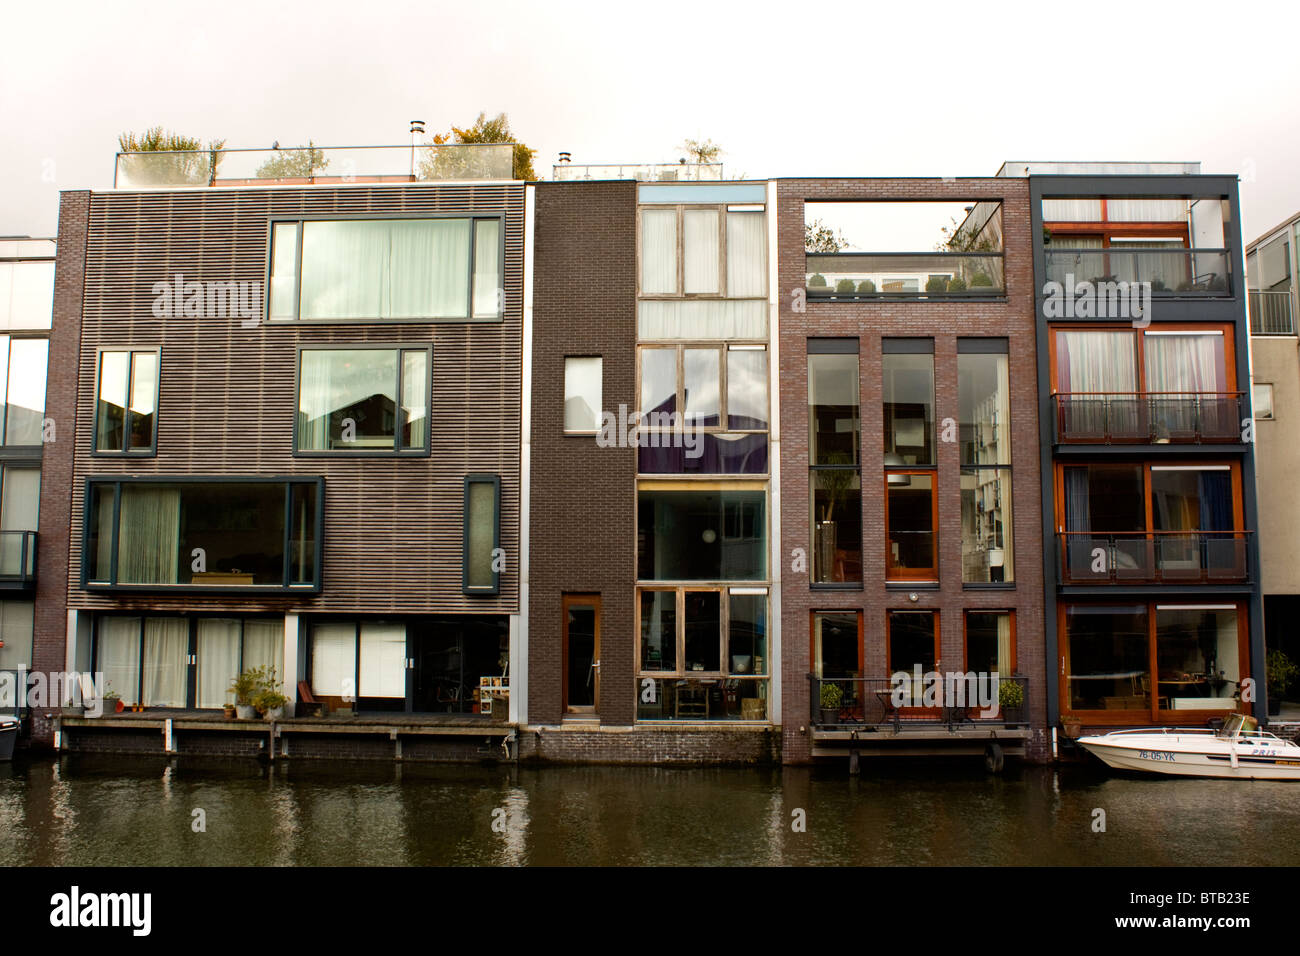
[117,486,180,584]
[726,211,765,297]
[640,209,677,294]
[683,209,720,294]
[142,617,187,707]
[311,623,356,698]
[997,614,1013,676]
[391,219,468,318]
[243,619,283,677]
[638,300,767,339]
[359,622,406,699]
[0,466,39,575]
[1143,333,1223,392]
[300,220,389,319]
[298,351,333,451]
[471,219,501,317]
[1056,331,1136,392]
[99,617,141,706]
[196,618,239,708]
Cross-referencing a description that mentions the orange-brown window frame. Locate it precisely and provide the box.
[884,470,939,582]
[1047,322,1238,396]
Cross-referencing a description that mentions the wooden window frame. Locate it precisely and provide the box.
[884,470,939,582]
[1047,322,1238,395]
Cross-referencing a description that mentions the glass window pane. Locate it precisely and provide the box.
[311,623,357,698]
[1154,607,1240,712]
[142,617,188,707]
[401,350,428,450]
[883,352,934,465]
[466,479,498,591]
[640,348,677,425]
[683,348,720,427]
[0,600,34,671]
[727,594,767,676]
[1254,384,1274,419]
[564,357,602,433]
[1143,333,1226,393]
[0,467,39,576]
[961,467,1013,583]
[958,350,1008,465]
[638,489,766,580]
[360,622,407,698]
[639,590,676,671]
[96,351,128,451]
[472,219,502,317]
[813,611,858,678]
[4,338,46,445]
[887,473,935,577]
[269,222,299,320]
[86,484,114,582]
[1054,330,1137,393]
[196,619,241,709]
[298,349,399,451]
[727,349,767,430]
[966,612,1013,676]
[99,617,142,706]
[808,353,859,464]
[683,208,720,294]
[683,591,721,672]
[1064,605,1149,712]
[128,351,157,451]
[726,211,766,297]
[640,208,677,294]
[889,611,936,673]
[812,469,861,584]
[289,483,316,585]
[1064,464,1145,531]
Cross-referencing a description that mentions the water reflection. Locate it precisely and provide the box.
[2,756,1297,866]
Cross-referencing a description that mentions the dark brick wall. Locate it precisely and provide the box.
[775,179,1048,763]
[529,182,637,725]
[518,726,780,765]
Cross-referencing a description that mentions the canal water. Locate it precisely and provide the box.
[3,755,1298,866]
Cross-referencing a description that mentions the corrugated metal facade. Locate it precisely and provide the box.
[67,182,523,615]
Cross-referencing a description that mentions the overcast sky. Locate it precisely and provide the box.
[4,0,1299,243]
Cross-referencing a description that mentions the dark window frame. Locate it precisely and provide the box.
[90,346,161,457]
[463,474,501,596]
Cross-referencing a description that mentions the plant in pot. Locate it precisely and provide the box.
[998,679,1024,724]
[969,272,994,290]
[100,686,122,717]
[820,681,843,725]
[857,279,876,294]
[925,275,949,294]
[835,278,856,294]
[222,702,236,719]
[946,275,967,293]
[229,667,263,720]
[808,273,827,288]
[251,667,287,720]
[1266,649,1298,717]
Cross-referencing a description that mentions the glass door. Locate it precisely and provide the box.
[564,595,600,715]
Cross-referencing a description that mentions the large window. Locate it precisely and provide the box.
[888,611,938,706]
[84,479,321,591]
[94,614,284,709]
[0,601,33,671]
[965,611,1014,676]
[296,347,429,454]
[637,486,766,581]
[564,357,602,433]
[0,337,48,447]
[636,344,768,473]
[813,610,861,678]
[0,465,39,581]
[960,341,1013,584]
[635,586,769,721]
[1062,603,1245,719]
[883,344,934,465]
[809,346,861,585]
[638,205,766,299]
[94,349,156,454]
[268,217,504,322]
[464,475,501,595]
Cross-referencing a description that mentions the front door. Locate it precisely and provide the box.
[564,595,600,714]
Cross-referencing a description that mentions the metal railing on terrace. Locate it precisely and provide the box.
[1053,392,1245,444]
[1249,291,1294,335]
[1044,248,1231,296]
[551,162,724,182]
[805,252,1006,298]
[1058,531,1251,585]
[808,675,1030,730]
[113,143,516,188]
[0,531,36,589]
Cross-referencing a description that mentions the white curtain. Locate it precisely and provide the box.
[268,222,299,319]
[300,220,388,318]
[117,486,180,584]
[1143,333,1223,393]
[402,350,428,448]
[997,614,1012,676]
[359,622,406,698]
[1106,198,1186,222]
[99,617,141,706]
[298,350,333,451]
[640,209,677,294]
[243,619,283,678]
[638,300,767,340]
[683,208,720,294]
[0,600,33,671]
[311,623,356,698]
[395,218,468,319]
[471,219,501,317]
[1055,331,1136,393]
[196,618,239,708]
[142,617,187,707]
[0,466,39,575]
[1042,199,1102,222]
[726,211,766,297]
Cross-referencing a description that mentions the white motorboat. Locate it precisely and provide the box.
[1077,714,1300,780]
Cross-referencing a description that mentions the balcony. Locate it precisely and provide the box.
[113,143,515,189]
[1044,248,1231,296]
[809,675,1030,729]
[1053,392,1245,444]
[1057,531,1251,585]
[805,253,1005,299]
[0,531,36,590]
[551,162,723,182]
[1249,291,1294,335]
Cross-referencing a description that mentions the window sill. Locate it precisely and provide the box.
[885,581,939,590]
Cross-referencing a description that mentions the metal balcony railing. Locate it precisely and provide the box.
[805,252,1005,298]
[1044,248,1231,296]
[551,162,724,182]
[1249,291,1294,335]
[809,674,1029,730]
[1053,392,1245,444]
[1057,531,1252,585]
[0,531,36,588]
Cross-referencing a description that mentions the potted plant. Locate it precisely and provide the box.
[222,703,236,719]
[808,273,827,288]
[925,275,949,294]
[946,275,967,293]
[99,686,122,717]
[857,279,876,294]
[254,689,288,721]
[229,667,262,719]
[820,681,843,725]
[969,272,994,291]
[835,278,856,294]
[1266,649,1298,717]
[999,679,1024,724]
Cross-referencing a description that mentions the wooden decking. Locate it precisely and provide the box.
[810,721,1030,759]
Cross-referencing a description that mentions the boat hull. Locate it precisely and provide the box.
[1079,736,1300,780]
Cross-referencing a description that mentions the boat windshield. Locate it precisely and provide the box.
[1217,714,1257,739]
